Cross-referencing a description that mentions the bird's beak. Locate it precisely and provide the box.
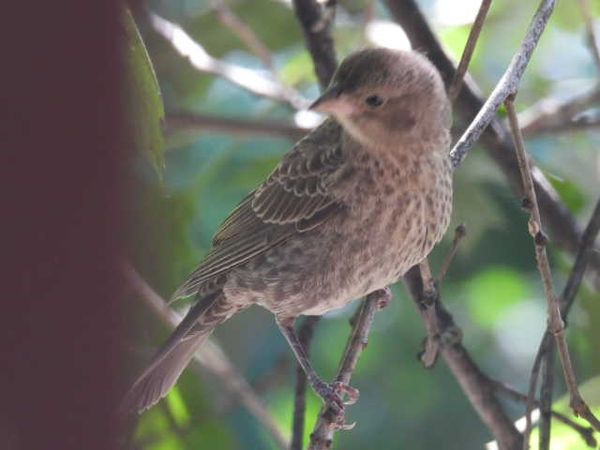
[308,84,348,114]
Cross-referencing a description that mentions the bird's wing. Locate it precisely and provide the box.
[171,120,346,300]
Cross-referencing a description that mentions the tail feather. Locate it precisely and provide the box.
[119,291,232,417]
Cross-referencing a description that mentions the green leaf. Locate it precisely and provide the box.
[123,8,165,179]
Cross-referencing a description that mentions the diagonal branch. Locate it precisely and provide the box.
[519,85,600,138]
[120,261,289,450]
[504,97,600,448]
[448,0,493,101]
[148,12,308,109]
[447,0,556,168]
[578,0,600,74]
[529,196,600,447]
[403,268,523,450]
[165,111,309,141]
[308,290,387,450]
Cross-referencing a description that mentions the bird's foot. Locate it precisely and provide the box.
[312,379,360,429]
[373,287,393,310]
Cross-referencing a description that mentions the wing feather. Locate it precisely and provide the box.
[172,120,346,300]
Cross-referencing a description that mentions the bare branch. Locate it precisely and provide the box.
[291,316,320,450]
[308,290,386,450]
[438,223,467,283]
[148,12,308,109]
[403,267,523,449]
[489,379,598,448]
[448,0,493,101]
[578,0,600,74]
[292,0,338,88]
[385,0,600,282]
[165,111,309,141]
[120,261,289,450]
[212,1,307,109]
[213,1,276,71]
[561,197,600,316]
[519,86,600,138]
[529,197,600,447]
[449,0,555,168]
[505,97,600,439]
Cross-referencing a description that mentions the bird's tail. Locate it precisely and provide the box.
[119,291,237,416]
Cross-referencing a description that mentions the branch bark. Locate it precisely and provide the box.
[292,0,338,89]
[165,111,308,141]
[308,290,387,450]
[148,12,308,109]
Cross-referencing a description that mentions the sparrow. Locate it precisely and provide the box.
[121,47,453,420]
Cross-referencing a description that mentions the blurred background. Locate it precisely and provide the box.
[122,0,600,448]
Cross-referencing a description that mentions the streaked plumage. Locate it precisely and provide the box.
[121,48,453,416]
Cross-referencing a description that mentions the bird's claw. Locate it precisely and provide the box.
[373,287,393,310]
[313,379,360,429]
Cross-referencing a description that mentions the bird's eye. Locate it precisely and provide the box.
[365,95,384,108]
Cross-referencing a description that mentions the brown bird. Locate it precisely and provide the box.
[121,48,453,419]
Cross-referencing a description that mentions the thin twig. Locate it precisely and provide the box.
[449,0,556,168]
[148,12,308,109]
[120,261,289,450]
[165,111,309,141]
[560,197,600,317]
[438,223,467,283]
[292,0,338,89]
[291,316,320,450]
[578,0,600,74]
[505,97,600,439]
[489,379,597,448]
[527,197,600,447]
[213,0,275,70]
[403,267,522,449]
[519,86,600,138]
[308,291,385,450]
[448,0,493,101]
[212,0,306,108]
[538,343,556,450]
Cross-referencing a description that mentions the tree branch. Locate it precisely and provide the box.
[526,199,600,449]
[308,290,387,450]
[519,85,600,138]
[148,12,308,109]
[505,97,600,444]
[448,0,556,168]
[165,111,309,141]
[291,316,320,450]
[488,379,597,448]
[120,261,289,450]
[292,0,338,88]
[578,0,600,74]
[448,0,493,101]
[403,267,523,450]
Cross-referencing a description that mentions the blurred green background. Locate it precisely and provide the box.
[123,0,600,448]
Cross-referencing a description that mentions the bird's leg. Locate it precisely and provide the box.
[276,317,359,415]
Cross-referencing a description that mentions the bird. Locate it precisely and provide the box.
[120,47,453,421]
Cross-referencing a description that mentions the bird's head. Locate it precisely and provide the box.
[309,48,450,150]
